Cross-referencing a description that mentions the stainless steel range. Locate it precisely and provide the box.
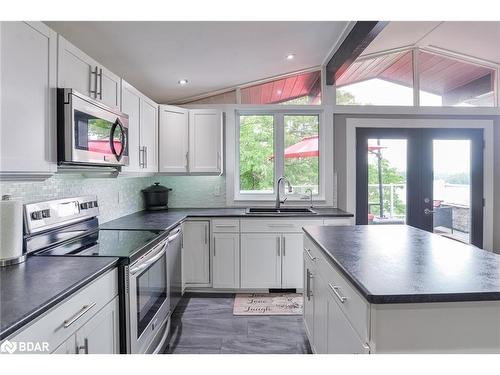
[23,196,182,354]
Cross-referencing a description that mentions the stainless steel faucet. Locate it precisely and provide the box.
[302,188,313,208]
[276,176,293,209]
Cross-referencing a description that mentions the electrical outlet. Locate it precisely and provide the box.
[214,184,221,196]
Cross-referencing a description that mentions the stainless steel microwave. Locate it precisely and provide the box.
[57,89,129,167]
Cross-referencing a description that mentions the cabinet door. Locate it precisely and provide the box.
[213,233,240,289]
[159,105,189,173]
[75,297,119,354]
[121,82,142,172]
[140,97,158,172]
[98,66,121,108]
[327,290,369,354]
[303,253,315,346]
[240,233,281,289]
[188,109,222,173]
[57,35,96,97]
[312,274,328,354]
[52,335,77,354]
[183,221,210,285]
[281,234,304,289]
[1,21,57,176]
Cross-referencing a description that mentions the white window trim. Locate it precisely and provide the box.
[225,105,334,207]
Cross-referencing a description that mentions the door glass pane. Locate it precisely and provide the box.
[136,253,167,337]
[284,115,319,194]
[432,140,471,243]
[367,139,407,225]
[239,115,274,194]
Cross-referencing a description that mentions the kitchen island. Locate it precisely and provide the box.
[302,225,500,353]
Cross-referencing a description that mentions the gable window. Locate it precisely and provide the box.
[236,111,323,201]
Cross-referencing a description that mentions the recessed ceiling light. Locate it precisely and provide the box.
[286,54,295,60]
[178,79,188,85]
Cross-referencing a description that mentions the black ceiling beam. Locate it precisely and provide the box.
[326,21,388,85]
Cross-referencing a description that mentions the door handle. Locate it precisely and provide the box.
[328,283,347,303]
[77,338,89,354]
[98,68,103,100]
[63,302,96,328]
[424,208,436,215]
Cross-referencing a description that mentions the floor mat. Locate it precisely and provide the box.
[233,293,303,316]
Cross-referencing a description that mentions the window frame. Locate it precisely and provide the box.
[234,108,326,202]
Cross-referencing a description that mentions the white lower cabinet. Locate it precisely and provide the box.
[75,297,120,354]
[212,233,240,289]
[241,234,281,289]
[281,234,304,289]
[183,221,210,285]
[3,269,119,354]
[326,291,368,354]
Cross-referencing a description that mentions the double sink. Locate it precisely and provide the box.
[245,207,317,215]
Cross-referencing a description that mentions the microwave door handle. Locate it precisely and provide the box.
[109,119,126,161]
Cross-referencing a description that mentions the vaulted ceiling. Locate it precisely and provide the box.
[45,21,350,103]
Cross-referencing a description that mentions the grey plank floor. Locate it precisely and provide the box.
[165,293,312,354]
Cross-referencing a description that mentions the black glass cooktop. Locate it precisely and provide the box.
[35,229,165,264]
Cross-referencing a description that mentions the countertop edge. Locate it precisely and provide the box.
[302,227,500,304]
[0,258,119,341]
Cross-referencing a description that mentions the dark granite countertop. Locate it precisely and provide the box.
[100,207,353,231]
[303,225,500,304]
[0,256,119,340]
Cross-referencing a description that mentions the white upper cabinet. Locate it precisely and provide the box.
[0,21,57,179]
[120,80,158,173]
[159,106,223,174]
[57,35,121,108]
[121,82,142,172]
[140,96,158,173]
[188,109,223,173]
[159,105,189,173]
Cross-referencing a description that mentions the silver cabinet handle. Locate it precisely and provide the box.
[143,146,148,169]
[277,236,281,256]
[139,146,145,168]
[306,269,313,301]
[204,225,208,244]
[217,151,221,170]
[90,66,98,98]
[213,237,216,257]
[214,224,237,228]
[64,302,96,328]
[77,338,89,354]
[98,68,103,100]
[304,248,316,261]
[328,283,347,303]
[282,236,286,256]
[185,151,189,170]
[268,224,294,228]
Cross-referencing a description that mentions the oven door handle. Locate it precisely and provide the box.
[130,241,168,275]
[167,228,182,242]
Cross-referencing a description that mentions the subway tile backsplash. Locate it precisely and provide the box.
[0,174,152,223]
[0,174,227,223]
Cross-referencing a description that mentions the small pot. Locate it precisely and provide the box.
[142,182,172,211]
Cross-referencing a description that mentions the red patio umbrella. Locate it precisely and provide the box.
[269,135,319,160]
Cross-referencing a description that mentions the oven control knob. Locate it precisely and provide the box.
[31,211,43,220]
[80,202,88,210]
[42,209,51,218]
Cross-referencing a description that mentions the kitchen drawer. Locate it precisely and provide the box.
[10,268,118,352]
[241,219,323,233]
[323,218,354,226]
[212,219,240,233]
[316,253,370,343]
